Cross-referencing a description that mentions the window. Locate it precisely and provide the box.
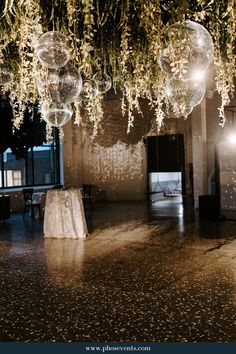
[0,131,61,189]
[0,98,62,189]
[4,170,22,187]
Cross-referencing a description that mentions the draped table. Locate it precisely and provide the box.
[43,189,88,239]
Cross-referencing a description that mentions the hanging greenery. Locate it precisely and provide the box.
[0,0,235,135]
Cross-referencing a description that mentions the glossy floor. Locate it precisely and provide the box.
[0,197,236,342]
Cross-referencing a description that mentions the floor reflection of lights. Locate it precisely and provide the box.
[44,238,85,284]
[0,202,236,342]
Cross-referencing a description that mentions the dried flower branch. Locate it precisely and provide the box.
[0,0,235,134]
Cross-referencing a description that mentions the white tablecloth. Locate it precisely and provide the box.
[43,189,88,239]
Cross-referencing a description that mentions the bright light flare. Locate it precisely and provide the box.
[191,69,206,81]
[228,133,236,144]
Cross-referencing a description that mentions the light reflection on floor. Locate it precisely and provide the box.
[0,198,236,342]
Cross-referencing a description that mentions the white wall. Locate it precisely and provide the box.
[62,92,235,204]
[63,121,147,201]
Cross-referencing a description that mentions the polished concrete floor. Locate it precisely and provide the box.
[0,197,236,342]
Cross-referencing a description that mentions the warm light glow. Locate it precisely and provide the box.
[0,2,233,132]
[191,69,206,81]
[228,133,236,144]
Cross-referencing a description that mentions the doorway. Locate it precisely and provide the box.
[147,134,186,204]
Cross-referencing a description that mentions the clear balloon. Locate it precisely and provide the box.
[41,104,73,127]
[0,63,13,85]
[172,105,194,118]
[93,73,112,93]
[167,78,205,114]
[159,20,214,80]
[35,31,70,69]
[36,62,82,104]
[79,79,98,101]
[181,106,193,118]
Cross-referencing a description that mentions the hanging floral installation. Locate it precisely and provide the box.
[0,0,235,136]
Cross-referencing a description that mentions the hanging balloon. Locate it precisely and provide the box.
[79,79,98,101]
[159,20,214,80]
[170,102,194,118]
[172,104,193,119]
[36,62,82,104]
[166,78,205,115]
[0,63,13,85]
[181,105,193,118]
[93,72,112,94]
[41,104,73,127]
[35,31,70,69]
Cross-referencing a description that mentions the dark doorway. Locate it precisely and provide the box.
[147,134,186,203]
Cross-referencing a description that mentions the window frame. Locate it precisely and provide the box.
[0,129,61,190]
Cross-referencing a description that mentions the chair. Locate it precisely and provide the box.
[22,188,41,219]
[82,184,93,209]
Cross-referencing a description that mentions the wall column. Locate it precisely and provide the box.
[63,121,83,188]
[191,98,208,207]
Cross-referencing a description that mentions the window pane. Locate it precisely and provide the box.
[25,149,33,185]
[0,155,3,188]
[33,143,60,185]
[0,132,61,189]
[3,148,26,187]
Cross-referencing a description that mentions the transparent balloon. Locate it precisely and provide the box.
[41,104,73,127]
[93,73,112,93]
[172,105,193,118]
[172,104,194,118]
[180,105,193,118]
[36,62,82,104]
[35,31,70,69]
[80,79,98,101]
[159,20,214,80]
[166,78,205,113]
[0,63,13,85]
